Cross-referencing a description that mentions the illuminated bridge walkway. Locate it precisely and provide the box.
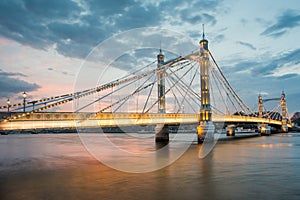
[0,112,292,131]
[0,29,293,141]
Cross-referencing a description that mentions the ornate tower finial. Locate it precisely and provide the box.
[159,40,162,53]
[202,24,205,40]
[199,24,208,50]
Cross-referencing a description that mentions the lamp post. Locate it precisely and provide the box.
[7,99,10,112]
[22,92,27,112]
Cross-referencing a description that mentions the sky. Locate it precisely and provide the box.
[0,0,299,114]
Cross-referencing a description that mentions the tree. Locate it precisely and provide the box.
[291,112,300,126]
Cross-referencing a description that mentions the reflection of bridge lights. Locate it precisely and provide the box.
[227,129,234,136]
[197,126,204,135]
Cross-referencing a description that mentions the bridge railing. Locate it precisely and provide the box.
[0,112,292,131]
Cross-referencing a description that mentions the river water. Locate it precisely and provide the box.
[0,132,300,200]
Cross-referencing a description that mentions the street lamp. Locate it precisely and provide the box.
[7,99,10,112]
[22,92,27,112]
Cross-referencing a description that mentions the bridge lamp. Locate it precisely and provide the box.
[22,92,27,112]
[6,99,10,112]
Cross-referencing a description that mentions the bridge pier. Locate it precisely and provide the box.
[281,92,288,133]
[155,124,169,142]
[258,124,271,136]
[197,121,215,142]
[281,124,288,133]
[226,125,235,136]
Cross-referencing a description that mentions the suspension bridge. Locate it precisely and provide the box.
[0,29,293,142]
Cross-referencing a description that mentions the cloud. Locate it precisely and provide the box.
[0,69,27,77]
[0,0,159,59]
[178,11,217,26]
[277,73,299,80]
[0,0,223,60]
[0,69,40,97]
[225,61,258,75]
[236,41,256,50]
[214,34,225,43]
[261,9,300,37]
[252,48,300,76]
[225,48,300,77]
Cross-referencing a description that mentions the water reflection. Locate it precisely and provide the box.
[1,133,300,200]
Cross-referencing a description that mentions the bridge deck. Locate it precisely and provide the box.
[0,112,292,130]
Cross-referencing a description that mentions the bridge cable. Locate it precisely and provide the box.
[96,82,155,114]
[168,61,201,100]
[166,64,202,108]
[166,76,200,113]
[209,66,231,115]
[176,62,199,113]
[113,73,157,113]
[165,77,182,113]
[142,75,157,114]
[209,51,255,116]
[144,64,196,114]
[209,63,241,114]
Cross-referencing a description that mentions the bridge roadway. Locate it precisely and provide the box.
[0,112,292,130]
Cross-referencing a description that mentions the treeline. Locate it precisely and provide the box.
[291,112,300,126]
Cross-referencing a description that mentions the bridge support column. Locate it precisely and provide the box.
[258,124,271,136]
[258,94,263,118]
[155,124,169,142]
[281,124,288,133]
[155,49,169,142]
[226,125,235,136]
[197,26,215,143]
[197,121,215,142]
[281,91,288,133]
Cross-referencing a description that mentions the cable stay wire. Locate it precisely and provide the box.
[208,61,245,115]
[208,63,240,114]
[209,66,231,115]
[144,63,196,114]
[74,71,154,112]
[96,82,155,114]
[113,73,157,113]
[165,74,199,114]
[166,64,201,107]
[167,61,201,100]
[175,62,199,113]
[141,75,157,114]
[165,78,182,113]
[263,102,281,119]
[209,51,255,116]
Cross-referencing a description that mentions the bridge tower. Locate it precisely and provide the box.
[155,48,169,142]
[281,91,288,132]
[258,94,263,118]
[157,49,166,114]
[257,94,271,135]
[197,25,215,143]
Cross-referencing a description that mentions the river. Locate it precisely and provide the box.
[0,132,300,200]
